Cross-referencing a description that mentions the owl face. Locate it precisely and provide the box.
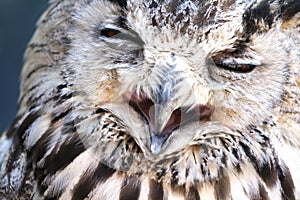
[65,0,294,160]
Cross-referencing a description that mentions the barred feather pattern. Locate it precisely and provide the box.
[1,0,300,199]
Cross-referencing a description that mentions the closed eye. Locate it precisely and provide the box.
[214,62,257,73]
[212,54,261,73]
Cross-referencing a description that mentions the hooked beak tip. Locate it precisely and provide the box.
[150,134,168,154]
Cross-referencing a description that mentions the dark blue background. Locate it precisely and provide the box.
[0,0,48,133]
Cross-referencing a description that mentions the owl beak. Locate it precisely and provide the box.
[125,90,213,155]
[149,103,180,154]
[149,104,213,154]
[124,91,177,153]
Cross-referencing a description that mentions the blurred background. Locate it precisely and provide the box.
[0,0,48,133]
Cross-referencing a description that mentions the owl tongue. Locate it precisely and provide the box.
[125,91,212,154]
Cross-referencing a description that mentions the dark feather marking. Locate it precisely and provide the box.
[195,3,218,27]
[231,148,241,172]
[29,114,77,194]
[170,159,180,187]
[243,0,275,35]
[29,126,54,164]
[156,168,167,181]
[253,184,270,200]
[34,173,47,195]
[25,93,45,109]
[116,16,129,30]
[171,168,179,186]
[4,110,46,193]
[18,82,42,106]
[4,140,24,185]
[5,115,22,138]
[26,64,53,79]
[282,0,300,22]
[95,107,108,114]
[215,171,231,200]
[60,120,77,135]
[119,176,141,200]
[109,140,123,160]
[43,135,85,175]
[35,91,74,109]
[28,82,42,93]
[240,141,278,187]
[42,137,85,199]
[56,83,68,91]
[6,109,41,139]
[165,0,181,14]
[28,43,47,49]
[5,109,41,179]
[257,161,277,187]
[278,164,295,200]
[107,0,127,8]
[51,107,72,123]
[29,127,53,194]
[30,114,76,161]
[171,184,186,197]
[57,92,73,104]
[149,180,164,200]
[71,163,115,200]
[30,126,63,194]
[187,186,200,200]
[220,0,236,11]
[45,196,60,200]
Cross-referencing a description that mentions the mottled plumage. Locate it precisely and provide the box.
[0,0,300,199]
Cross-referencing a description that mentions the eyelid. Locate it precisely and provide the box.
[99,25,144,46]
[96,24,122,37]
[221,57,262,66]
[212,54,262,73]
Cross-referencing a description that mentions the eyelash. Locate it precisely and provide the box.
[214,62,257,73]
[212,53,260,73]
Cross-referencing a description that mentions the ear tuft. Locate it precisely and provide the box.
[107,0,127,9]
[281,1,300,29]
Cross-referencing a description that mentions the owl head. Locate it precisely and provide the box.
[19,0,300,184]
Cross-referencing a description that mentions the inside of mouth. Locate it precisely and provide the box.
[127,91,212,138]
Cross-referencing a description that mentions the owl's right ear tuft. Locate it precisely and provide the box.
[107,0,127,9]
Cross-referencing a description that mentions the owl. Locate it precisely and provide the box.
[0,0,300,199]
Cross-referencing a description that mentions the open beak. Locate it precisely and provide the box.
[124,89,212,155]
